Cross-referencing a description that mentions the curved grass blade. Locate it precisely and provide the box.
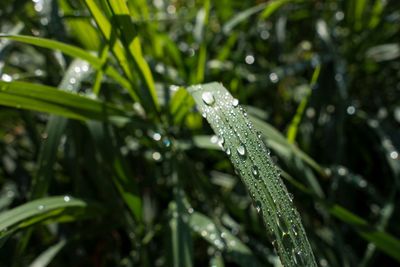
[189,211,262,267]
[187,82,317,267]
[0,81,127,121]
[0,196,89,239]
[0,35,132,96]
[29,239,66,267]
[105,0,159,112]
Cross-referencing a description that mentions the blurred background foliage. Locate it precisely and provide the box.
[0,0,399,266]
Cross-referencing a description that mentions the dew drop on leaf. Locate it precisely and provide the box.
[232,98,239,107]
[202,91,215,105]
[252,166,259,177]
[237,145,246,156]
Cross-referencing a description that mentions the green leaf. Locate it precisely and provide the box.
[106,0,159,112]
[0,81,127,121]
[29,239,66,267]
[328,204,400,262]
[187,82,317,267]
[0,196,89,238]
[0,35,130,90]
[168,190,193,267]
[189,211,261,267]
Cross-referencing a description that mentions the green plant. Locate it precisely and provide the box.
[0,0,399,266]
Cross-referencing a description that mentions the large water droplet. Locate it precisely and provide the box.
[277,215,288,233]
[237,145,246,156]
[232,98,239,107]
[292,249,305,265]
[202,91,215,105]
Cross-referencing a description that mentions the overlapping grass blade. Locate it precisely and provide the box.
[106,0,159,111]
[0,35,130,90]
[0,196,89,239]
[188,82,317,267]
[189,211,262,267]
[0,81,127,121]
[168,190,193,267]
[29,239,66,267]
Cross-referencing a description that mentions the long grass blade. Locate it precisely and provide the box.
[188,82,317,267]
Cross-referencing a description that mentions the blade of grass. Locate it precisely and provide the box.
[0,81,127,121]
[106,0,159,112]
[0,196,89,238]
[0,35,132,92]
[287,65,321,143]
[189,211,262,267]
[188,82,317,267]
[29,239,66,267]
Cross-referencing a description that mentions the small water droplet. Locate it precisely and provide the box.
[152,151,162,161]
[218,136,224,148]
[245,55,255,64]
[202,91,215,105]
[187,207,194,214]
[269,72,279,83]
[152,132,161,141]
[210,135,218,144]
[281,233,292,249]
[64,196,71,202]
[232,98,239,107]
[202,112,207,118]
[252,166,259,178]
[237,145,246,156]
[37,205,45,210]
[390,151,399,160]
[225,147,231,156]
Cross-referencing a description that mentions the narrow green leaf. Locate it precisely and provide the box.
[0,81,127,121]
[106,0,159,111]
[328,204,400,262]
[223,3,267,34]
[0,196,88,238]
[188,82,317,267]
[260,0,297,20]
[29,239,66,267]
[0,35,131,92]
[87,121,142,221]
[189,212,261,267]
[168,191,193,267]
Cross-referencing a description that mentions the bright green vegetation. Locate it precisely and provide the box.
[0,0,399,266]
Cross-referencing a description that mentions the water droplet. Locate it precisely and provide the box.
[1,74,12,82]
[245,55,255,65]
[281,233,292,249]
[292,249,305,265]
[152,151,162,161]
[152,132,162,141]
[269,72,279,83]
[69,77,76,84]
[202,91,215,105]
[202,112,207,118]
[187,207,194,214]
[37,205,45,210]
[232,98,239,107]
[390,151,399,160]
[201,230,208,237]
[347,106,356,115]
[277,215,288,233]
[210,135,218,144]
[64,196,71,202]
[237,145,246,156]
[218,136,224,148]
[225,148,231,156]
[252,166,259,178]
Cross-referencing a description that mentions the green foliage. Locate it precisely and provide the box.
[0,0,399,266]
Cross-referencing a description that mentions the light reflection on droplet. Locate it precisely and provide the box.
[269,72,279,83]
[245,55,255,65]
